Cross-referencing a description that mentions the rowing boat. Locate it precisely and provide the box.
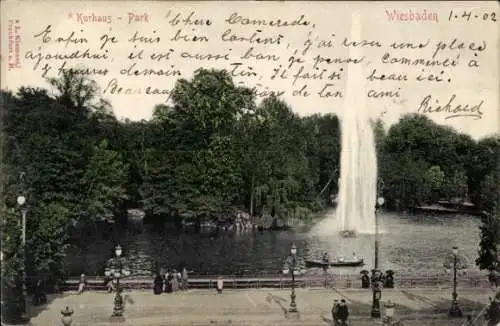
[305,258,364,268]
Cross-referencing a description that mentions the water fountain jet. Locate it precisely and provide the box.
[311,12,378,237]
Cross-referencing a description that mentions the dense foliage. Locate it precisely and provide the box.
[377,115,499,278]
[475,162,500,282]
[1,69,499,320]
[1,72,130,321]
[381,114,474,209]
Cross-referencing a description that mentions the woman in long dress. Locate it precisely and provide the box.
[153,273,163,295]
[165,271,173,293]
[181,267,189,290]
[163,270,169,292]
[171,269,179,292]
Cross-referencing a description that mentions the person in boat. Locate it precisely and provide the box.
[153,273,164,295]
[338,256,344,262]
[352,252,358,261]
[322,252,330,263]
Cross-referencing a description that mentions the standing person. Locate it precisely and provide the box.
[486,297,500,326]
[338,299,349,326]
[322,252,330,263]
[104,271,110,292]
[343,299,349,325]
[182,267,189,291]
[78,274,86,294]
[33,280,47,306]
[176,269,182,283]
[153,273,163,295]
[166,271,173,293]
[216,276,223,293]
[163,269,169,293]
[107,277,115,293]
[171,269,179,292]
[331,299,339,325]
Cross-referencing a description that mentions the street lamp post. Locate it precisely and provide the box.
[371,269,382,318]
[371,196,385,318]
[282,243,305,314]
[322,264,329,288]
[374,196,384,270]
[16,195,29,320]
[105,245,130,321]
[449,246,463,318]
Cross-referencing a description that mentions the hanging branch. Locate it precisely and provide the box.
[318,168,338,197]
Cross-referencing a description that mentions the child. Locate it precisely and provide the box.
[216,276,223,293]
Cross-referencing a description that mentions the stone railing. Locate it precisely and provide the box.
[61,274,493,292]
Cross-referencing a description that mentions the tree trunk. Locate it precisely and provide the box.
[318,169,337,197]
[250,176,255,217]
[195,216,201,232]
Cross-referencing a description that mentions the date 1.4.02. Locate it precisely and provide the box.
[448,9,497,22]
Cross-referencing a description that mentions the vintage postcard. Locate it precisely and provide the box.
[1,1,499,325]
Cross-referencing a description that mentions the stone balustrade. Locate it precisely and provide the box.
[61,274,493,292]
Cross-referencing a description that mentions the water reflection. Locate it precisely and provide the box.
[66,211,481,277]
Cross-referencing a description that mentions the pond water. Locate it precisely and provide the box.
[66,210,482,277]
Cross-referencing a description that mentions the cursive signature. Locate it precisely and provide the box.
[417,94,484,120]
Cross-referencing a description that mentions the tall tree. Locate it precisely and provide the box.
[141,69,254,225]
[476,157,500,284]
[1,70,132,306]
[78,139,129,222]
